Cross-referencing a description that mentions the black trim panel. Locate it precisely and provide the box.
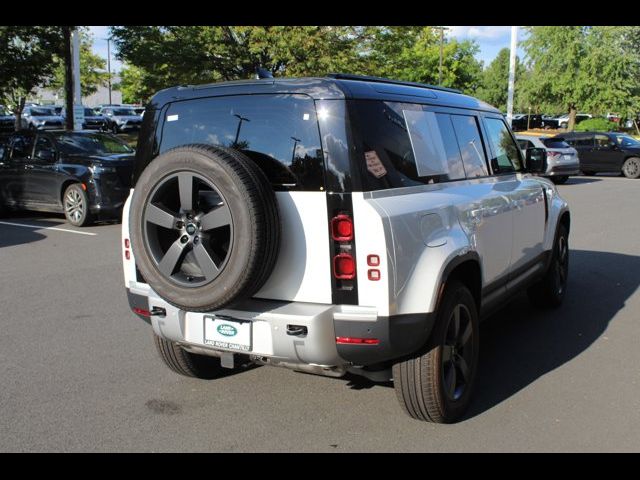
[334,312,435,365]
[326,192,359,306]
[126,288,151,325]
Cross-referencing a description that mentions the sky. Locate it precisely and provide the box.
[88,26,527,75]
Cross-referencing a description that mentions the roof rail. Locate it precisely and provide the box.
[326,73,463,94]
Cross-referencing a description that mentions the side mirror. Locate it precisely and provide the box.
[35,148,56,162]
[525,147,547,173]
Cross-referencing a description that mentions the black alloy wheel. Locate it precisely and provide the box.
[441,303,475,402]
[143,171,233,288]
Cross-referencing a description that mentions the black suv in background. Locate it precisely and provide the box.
[511,114,543,131]
[0,130,134,226]
[559,131,640,178]
[0,105,15,136]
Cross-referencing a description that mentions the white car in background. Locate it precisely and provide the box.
[516,134,580,184]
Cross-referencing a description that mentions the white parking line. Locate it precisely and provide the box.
[0,221,97,236]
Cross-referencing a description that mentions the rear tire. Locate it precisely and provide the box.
[528,223,569,308]
[622,157,640,179]
[153,334,227,379]
[393,281,479,423]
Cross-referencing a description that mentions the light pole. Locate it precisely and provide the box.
[506,26,518,126]
[103,37,112,104]
[233,114,250,146]
[433,26,449,85]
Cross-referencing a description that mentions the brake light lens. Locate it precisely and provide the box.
[132,307,151,317]
[331,214,354,242]
[124,238,130,249]
[336,336,380,345]
[547,151,561,159]
[333,253,355,279]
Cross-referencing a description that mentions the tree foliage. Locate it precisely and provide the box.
[45,29,109,97]
[0,26,64,109]
[475,47,527,112]
[109,26,483,103]
[521,26,640,129]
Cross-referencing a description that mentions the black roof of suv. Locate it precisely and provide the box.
[147,74,500,114]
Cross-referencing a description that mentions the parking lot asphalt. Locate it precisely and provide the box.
[1,175,639,452]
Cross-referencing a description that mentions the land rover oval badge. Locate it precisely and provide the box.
[217,324,237,337]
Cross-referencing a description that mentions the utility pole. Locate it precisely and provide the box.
[506,26,518,126]
[71,28,84,130]
[433,26,449,86]
[105,37,112,104]
[63,27,74,131]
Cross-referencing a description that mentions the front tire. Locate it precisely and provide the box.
[622,157,640,179]
[153,334,227,379]
[393,281,479,423]
[528,223,569,308]
[63,184,93,227]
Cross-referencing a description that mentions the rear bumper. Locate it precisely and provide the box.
[125,285,434,370]
[546,164,580,176]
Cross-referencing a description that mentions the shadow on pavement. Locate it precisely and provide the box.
[465,249,640,420]
[0,212,64,248]
[563,177,602,185]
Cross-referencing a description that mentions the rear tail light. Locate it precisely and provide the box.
[132,307,151,317]
[124,238,131,260]
[331,214,354,242]
[336,336,379,345]
[547,151,561,159]
[333,253,355,280]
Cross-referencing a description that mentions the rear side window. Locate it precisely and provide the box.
[542,138,570,149]
[483,117,522,173]
[350,100,469,189]
[572,136,594,147]
[159,94,324,191]
[450,115,489,178]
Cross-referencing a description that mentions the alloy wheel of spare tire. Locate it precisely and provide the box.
[129,144,280,312]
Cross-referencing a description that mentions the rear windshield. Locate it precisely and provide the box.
[542,138,570,149]
[112,108,137,116]
[159,94,325,191]
[30,107,55,116]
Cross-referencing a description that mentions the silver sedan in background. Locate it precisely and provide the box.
[516,134,580,184]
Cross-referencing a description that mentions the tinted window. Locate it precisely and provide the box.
[483,117,522,173]
[160,94,324,191]
[613,134,640,147]
[113,108,136,116]
[573,136,594,147]
[10,133,34,161]
[542,138,570,149]
[29,107,55,116]
[450,115,488,178]
[84,108,98,117]
[34,135,55,159]
[55,133,133,155]
[403,110,466,182]
[595,134,611,148]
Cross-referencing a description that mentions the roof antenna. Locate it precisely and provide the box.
[255,67,273,80]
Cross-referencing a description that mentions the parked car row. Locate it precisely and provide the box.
[0,130,134,226]
[515,131,640,180]
[510,113,593,131]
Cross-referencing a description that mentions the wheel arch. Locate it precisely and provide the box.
[436,252,482,314]
[60,179,83,203]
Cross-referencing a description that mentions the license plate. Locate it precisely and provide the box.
[563,154,574,162]
[203,316,252,352]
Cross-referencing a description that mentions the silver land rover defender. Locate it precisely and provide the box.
[122,74,570,423]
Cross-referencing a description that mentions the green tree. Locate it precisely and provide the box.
[0,26,64,129]
[358,27,483,93]
[109,26,364,103]
[476,47,527,112]
[116,64,147,104]
[45,29,109,98]
[522,26,640,131]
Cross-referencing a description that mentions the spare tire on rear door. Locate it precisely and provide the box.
[129,144,280,312]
